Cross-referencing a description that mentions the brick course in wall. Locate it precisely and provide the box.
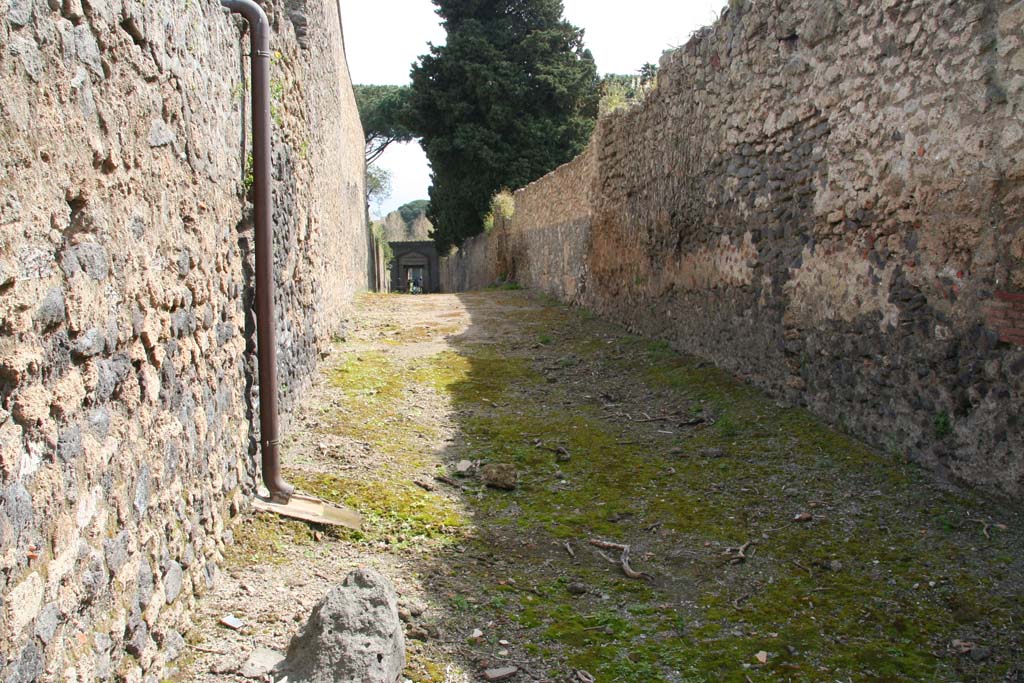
[0,0,367,679]
[986,291,1024,345]
[444,0,1024,498]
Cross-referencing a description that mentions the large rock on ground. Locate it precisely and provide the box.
[278,568,405,683]
[480,463,518,490]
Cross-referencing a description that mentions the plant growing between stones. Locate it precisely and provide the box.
[483,191,515,232]
[270,78,285,127]
[243,152,254,192]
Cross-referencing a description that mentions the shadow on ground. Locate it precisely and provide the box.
[188,289,1023,683]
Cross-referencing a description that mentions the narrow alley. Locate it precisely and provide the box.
[185,291,1023,683]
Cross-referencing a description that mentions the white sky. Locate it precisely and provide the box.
[339,0,724,217]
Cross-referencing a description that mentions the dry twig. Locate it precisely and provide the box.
[724,540,755,564]
[967,518,996,539]
[631,411,682,423]
[534,441,570,457]
[434,475,464,489]
[589,538,654,581]
[792,559,813,575]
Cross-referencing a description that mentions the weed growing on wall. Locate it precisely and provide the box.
[483,190,515,232]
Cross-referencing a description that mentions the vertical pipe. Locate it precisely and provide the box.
[222,0,294,504]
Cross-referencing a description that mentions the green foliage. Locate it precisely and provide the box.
[599,63,658,115]
[366,164,392,212]
[934,411,953,439]
[491,190,515,220]
[370,221,395,264]
[409,0,599,251]
[243,152,254,192]
[483,190,515,232]
[269,79,285,127]
[397,199,430,224]
[354,84,416,164]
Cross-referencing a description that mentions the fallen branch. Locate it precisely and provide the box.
[724,540,755,564]
[413,479,435,491]
[533,440,570,458]
[791,559,813,575]
[966,518,1004,539]
[588,538,654,581]
[631,411,682,423]
[434,475,464,490]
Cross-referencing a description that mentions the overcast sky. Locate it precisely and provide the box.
[338,0,724,217]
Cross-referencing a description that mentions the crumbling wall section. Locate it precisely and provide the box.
[0,0,367,679]
[480,0,1024,497]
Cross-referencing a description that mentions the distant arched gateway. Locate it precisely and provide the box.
[390,241,440,293]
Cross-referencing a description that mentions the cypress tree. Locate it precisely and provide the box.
[409,0,598,251]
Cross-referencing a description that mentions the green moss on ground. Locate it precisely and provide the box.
[421,294,1023,683]
[229,291,1022,682]
[288,470,468,549]
[325,350,438,459]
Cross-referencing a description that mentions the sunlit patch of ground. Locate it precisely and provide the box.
[184,291,1022,683]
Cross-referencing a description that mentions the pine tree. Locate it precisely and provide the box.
[409,0,598,251]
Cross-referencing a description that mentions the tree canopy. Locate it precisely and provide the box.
[409,0,599,250]
[598,62,659,115]
[397,199,430,224]
[365,164,392,214]
[354,84,416,165]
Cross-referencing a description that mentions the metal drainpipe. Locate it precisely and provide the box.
[222,0,294,504]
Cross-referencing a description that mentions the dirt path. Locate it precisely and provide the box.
[181,290,1023,683]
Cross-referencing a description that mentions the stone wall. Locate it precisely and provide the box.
[440,231,497,293]
[452,0,1024,498]
[381,207,432,243]
[500,146,594,303]
[0,0,367,679]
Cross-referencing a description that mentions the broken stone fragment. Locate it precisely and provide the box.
[483,666,519,681]
[480,463,518,490]
[277,568,405,683]
[567,581,588,596]
[219,614,244,631]
[238,647,285,680]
